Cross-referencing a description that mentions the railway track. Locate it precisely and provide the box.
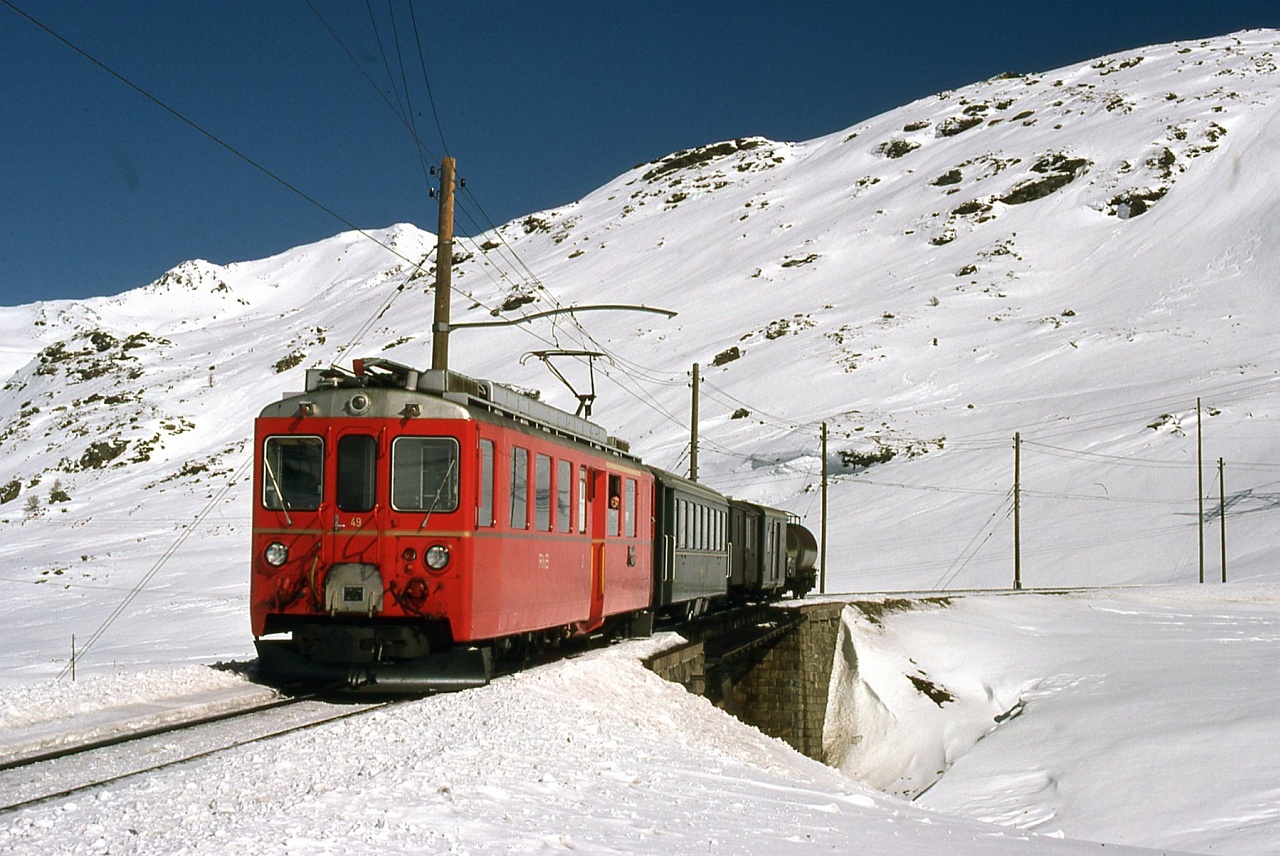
[1,603,807,815]
[655,604,805,701]
[0,692,396,815]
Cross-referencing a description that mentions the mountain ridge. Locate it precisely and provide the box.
[2,32,1278,667]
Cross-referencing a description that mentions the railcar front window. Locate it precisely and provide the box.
[337,434,377,513]
[392,437,459,513]
[263,436,323,511]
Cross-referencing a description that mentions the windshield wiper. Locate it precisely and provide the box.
[262,456,295,527]
[419,457,458,531]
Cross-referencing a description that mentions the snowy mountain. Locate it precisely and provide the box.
[3,29,1280,673]
[3,30,1280,856]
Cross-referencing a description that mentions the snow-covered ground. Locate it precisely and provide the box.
[3,29,1280,855]
[4,586,1276,854]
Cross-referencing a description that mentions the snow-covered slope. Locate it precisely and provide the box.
[1,29,1277,673]
[3,29,1279,856]
[4,31,1280,675]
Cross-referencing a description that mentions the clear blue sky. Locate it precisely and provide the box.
[1,1,1275,306]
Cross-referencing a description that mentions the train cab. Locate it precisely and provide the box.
[250,358,653,691]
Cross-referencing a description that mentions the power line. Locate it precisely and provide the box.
[56,455,253,680]
[305,0,442,174]
[1022,440,1196,469]
[406,0,451,158]
[933,490,1014,590]
[302,3,699,437]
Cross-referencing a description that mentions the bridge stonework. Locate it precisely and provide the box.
[645,602,847,763]
[645,640,706,696]
[727,602,845,761]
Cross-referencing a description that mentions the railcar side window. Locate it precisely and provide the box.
[391,437,459,513]
[336,434,377,513]
[510,447,529,529]
[624,478,637,537]
[534,453,552,531]
[557,460,572,533]
[262,436,323,511]
[577,466,587,534]
[677,499,688,550]
[768,520,781,574]
[607,474,621,535]
[478,440,495,527]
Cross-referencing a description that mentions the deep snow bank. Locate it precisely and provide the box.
[823,598,1029,797]
[824,586,1280,855]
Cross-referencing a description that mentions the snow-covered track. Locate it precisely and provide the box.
[0,694,395,814]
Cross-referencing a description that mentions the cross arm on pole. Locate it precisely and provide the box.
[444,304,677,330]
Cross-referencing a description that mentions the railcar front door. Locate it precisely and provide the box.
[323,431,384,616]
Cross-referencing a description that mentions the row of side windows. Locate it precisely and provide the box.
[675,497,726,552]
[477,439,637,537]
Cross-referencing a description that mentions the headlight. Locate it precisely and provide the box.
[425,544,450,570]
[264,542,289,567]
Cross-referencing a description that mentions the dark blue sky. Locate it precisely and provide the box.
[1,1,1274,306]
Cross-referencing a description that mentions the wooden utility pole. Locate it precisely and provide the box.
[431,157,456,375]
[820,421,828,595]
[689,362,700,482]
[1219,457,1227,583]
[1197,397,1205,584]
[1013,432,1022,590]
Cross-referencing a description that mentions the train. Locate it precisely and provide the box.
[250,357,818,692]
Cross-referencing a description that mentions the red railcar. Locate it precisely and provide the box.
[250,358,654,691]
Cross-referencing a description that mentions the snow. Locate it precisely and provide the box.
[830,585,1280,854]
[2,29,1280,855]
[0,665,277,767]
[0,621,1200,855]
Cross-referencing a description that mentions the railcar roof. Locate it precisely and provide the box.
[262,357,633,457]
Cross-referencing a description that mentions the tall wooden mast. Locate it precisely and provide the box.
[431,157,456,374]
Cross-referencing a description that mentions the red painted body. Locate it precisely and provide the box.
[250,405,654,648]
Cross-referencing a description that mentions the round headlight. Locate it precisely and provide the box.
[425,544,450,570]
[264,542,289,567]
